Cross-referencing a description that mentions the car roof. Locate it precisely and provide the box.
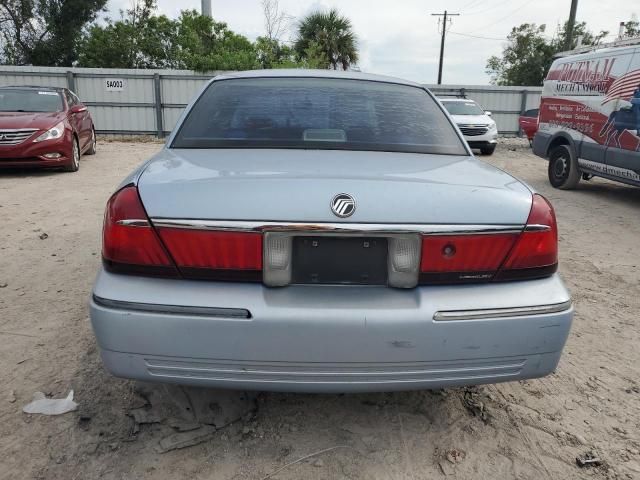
[0,85,65,92]
[439,98,477,103]
[212,69,423,88]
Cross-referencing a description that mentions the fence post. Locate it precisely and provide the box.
[518,90,528,137]
[66,70,76,92]
[153,73,164,138]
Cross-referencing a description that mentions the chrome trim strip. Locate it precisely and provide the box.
[92,295,251,319]
[151,219,524,236]
[433,300,572,321]
[524,224,551,232]
[116,219,150,227]
[145,360,525,377]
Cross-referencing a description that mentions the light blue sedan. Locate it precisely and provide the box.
[90,70,573,393]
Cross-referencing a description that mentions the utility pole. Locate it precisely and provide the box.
[431,10,459,85]
[564,0,578,50]
[201,0,212,17]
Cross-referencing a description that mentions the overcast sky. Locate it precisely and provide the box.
[106,0,637,85]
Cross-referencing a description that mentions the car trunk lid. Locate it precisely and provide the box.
[137,148,533,225]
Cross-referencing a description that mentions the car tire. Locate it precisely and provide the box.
[86,128,97,155]
[480,146,496,155]
[64,138,80,173]
[548,144,580,189]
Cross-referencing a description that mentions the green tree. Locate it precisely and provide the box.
[294,9,358,70]
[255,36,297,68]
[174,10,257,72]
[622,18,639,38]
[552,20,608,51]
[0,0,107,65]
[78,1,180,69]
[486,21,608,86]
[78,5,258,71]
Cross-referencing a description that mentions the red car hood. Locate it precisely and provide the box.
[0,111,65,130]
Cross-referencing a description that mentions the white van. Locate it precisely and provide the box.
[533,38,640,189]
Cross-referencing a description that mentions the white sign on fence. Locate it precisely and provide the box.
[105,78,126,92]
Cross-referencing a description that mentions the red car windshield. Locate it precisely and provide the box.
[0,89,63,113]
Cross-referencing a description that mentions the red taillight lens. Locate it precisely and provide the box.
[419,194,558,284]
[102,186,178,277]
[102,186,263,281]
[157,228,262,281]
[496,194,558,280]
[420,234,518,283]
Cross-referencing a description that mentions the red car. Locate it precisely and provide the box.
[0,86,96,172]
[519,108,539,146]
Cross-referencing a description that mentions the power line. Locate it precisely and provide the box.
[466,0,531,33]
[464,0,513,16]
[460,0,484,10]
[431,10,460,85]
[448,31,506,41]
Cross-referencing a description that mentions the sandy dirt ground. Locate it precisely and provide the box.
[1,138,639,480]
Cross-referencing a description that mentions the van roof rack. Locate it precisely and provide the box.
[554,36,640,58]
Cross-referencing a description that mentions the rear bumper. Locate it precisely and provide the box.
[90,270,573,393]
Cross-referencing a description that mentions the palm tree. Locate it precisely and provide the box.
[294,9,358,70]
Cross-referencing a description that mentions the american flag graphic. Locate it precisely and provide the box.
[602,69,640,104]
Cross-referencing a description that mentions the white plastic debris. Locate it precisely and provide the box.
[23,390,78,415]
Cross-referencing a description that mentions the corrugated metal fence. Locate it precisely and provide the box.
[0,66,542,136]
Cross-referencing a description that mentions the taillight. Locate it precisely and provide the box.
[102,185,263,281]
[495,194,558,281]
[419,193,558,284]
[157,228,262,281]
[420,233,518,284]
[102,185,178,277]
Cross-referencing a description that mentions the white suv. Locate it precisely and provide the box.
[440,98,498,155]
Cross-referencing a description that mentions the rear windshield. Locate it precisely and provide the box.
[172,78,467,155]
[0,89,63,112]
[441,101,485,116]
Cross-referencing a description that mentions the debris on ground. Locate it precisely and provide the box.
[167,420,201,432]
[446,448,466,464]
[156,425,216,453]
[260,445,350,480]
[8,389,16,403]
[576,452,603,468]
[38,233,48,240]
[438,461,455,476]
[0,282,7,288]
[23,390,77,415]
[128,406,163,434]
[78,415,91,431]
[126,384,258,453]
[461,387,490,423]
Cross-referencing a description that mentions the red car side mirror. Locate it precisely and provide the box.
[70,105,88,114]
